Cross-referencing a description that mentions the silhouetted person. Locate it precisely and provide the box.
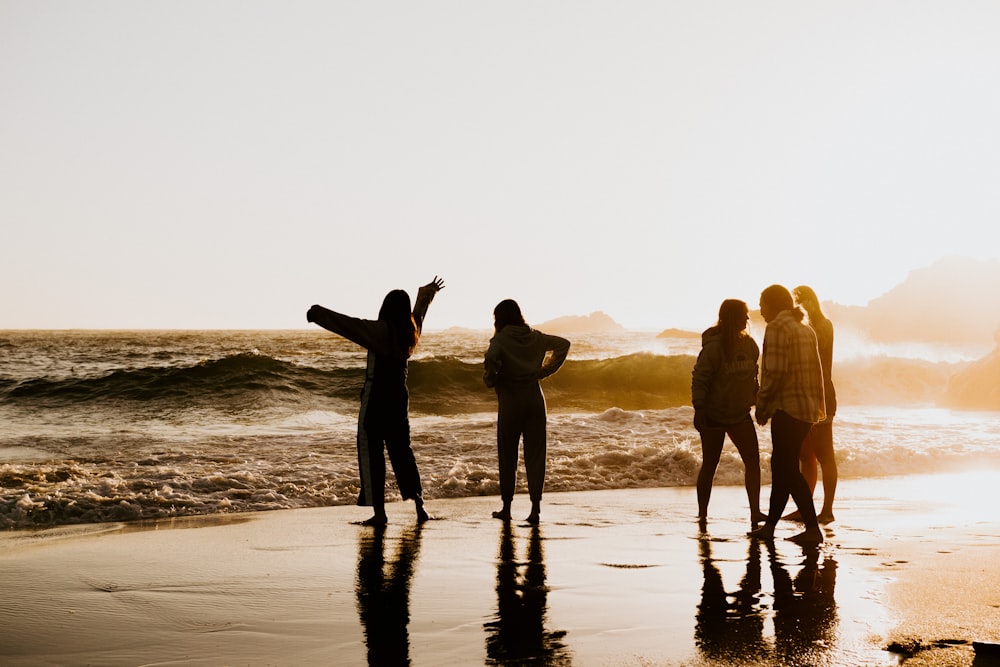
[767,541,838,666]
[355,525,423,666]
[692,299,766,526]
[791,285,838,524]
[695,536,768,663]
[749,285,826,545]
[484,300,570,524]
[484,523,570,665]
[307,277,444,525]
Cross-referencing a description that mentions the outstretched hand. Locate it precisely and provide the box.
[425,276,445,292]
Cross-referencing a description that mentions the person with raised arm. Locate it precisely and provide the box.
[307,276,444,526]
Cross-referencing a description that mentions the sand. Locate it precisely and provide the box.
[1,471,999,667]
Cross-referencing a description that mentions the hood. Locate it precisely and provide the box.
[496,324,536,345]
[701,326,721,345]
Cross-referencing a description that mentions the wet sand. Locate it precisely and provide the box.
[1,471,998,666]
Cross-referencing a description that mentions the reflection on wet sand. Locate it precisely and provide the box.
[355,525,423,667]
[485,523,571,665]
[769,541,838,666]
[696,535,838,666]
[696,537,769,663]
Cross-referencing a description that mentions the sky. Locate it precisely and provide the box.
[2,1,999,331]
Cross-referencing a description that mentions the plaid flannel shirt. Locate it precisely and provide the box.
[757,310,826,424]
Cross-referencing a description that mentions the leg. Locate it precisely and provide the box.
[764,419,793,527]
[799,430,819,493]
[493,397,522,521]
[356,386,377,508]
[383,418,429,522]
[413,496,429,523]
[812,420,838,523]
[751,411,816,540]
[782,425,818,520]
[362,433,389,525]
[727,417,766,524]
[773,411,823,544]
[748,435,781,540]
[522,389,547,525]
[358,387,388,524]
[696,424,726,519]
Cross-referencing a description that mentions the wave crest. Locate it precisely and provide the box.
[2,353,697,414]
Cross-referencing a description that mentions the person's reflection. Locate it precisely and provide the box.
[695,536,769,663]
[484,522,570,665]
[355,525,423,667]
[767,541,838,666]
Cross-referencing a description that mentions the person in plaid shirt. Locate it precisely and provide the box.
[749,284,826,546]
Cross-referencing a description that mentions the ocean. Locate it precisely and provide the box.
[2,329,998,530]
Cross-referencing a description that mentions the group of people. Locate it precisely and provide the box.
[307,278,569,526]
[693,285,838,546]
[306,277,836,544]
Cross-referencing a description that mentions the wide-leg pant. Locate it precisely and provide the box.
[357,381,422,506]
[496,382,547,503]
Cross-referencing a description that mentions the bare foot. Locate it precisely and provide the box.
[525,512,540,525]
[817,512,835,524]
[781,510,803,522]
[747,524,774,540]
[787,530,823,546]
[751,511,768,524]
[416,506,431,523]
[491,509,511,521]
[359,515,388,527]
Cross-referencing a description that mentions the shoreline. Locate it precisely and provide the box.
[1,472,998,666]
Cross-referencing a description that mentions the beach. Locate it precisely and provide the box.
[2,471,998,667]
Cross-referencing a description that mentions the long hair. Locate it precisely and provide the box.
[378,289,418,357]
[716,299,750,360]
[793,285,826,325]
[493,299,527,334]
[760,284,804,322]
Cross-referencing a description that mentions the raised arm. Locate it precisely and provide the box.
[306,305,386,352]
[412,276,445,332]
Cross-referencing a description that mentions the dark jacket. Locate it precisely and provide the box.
[483,325,570,389]
[691,327,759,425]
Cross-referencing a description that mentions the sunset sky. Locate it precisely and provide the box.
[3,2,999,331]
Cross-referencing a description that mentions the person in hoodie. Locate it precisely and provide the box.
[484,299,571,525]
[691,299,766,527]
[307,276,444,526]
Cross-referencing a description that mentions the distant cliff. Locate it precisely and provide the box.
[538,311,626,335]
[826,256,1000,346]
[656,328,700,339]
[942,330,1000,410]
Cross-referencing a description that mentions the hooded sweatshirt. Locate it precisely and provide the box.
[483,325,570,389]
[691,327,760,424]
